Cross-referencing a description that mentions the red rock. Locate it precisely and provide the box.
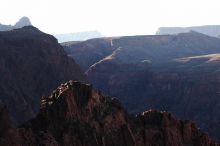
[0,81,218,146]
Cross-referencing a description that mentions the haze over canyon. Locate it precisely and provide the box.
[0,16,219,146]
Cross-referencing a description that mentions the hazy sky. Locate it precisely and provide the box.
[0,0,220,36]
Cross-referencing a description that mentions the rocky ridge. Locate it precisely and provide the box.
[0,26,86,125]
[0,81,218,146]
[63,32,220,140]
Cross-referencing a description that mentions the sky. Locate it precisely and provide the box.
[0,0,220,36]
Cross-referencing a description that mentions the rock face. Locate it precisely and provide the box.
[0,26,86,125]
[0,16,32,31]
[62,38,116,71]
[0,81,218,146]
[64,32,220,140]
[156,25,220,38]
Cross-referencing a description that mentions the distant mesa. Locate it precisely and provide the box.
[0,16,32,31]
[54,31,104,43]
[156,25,220,38]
